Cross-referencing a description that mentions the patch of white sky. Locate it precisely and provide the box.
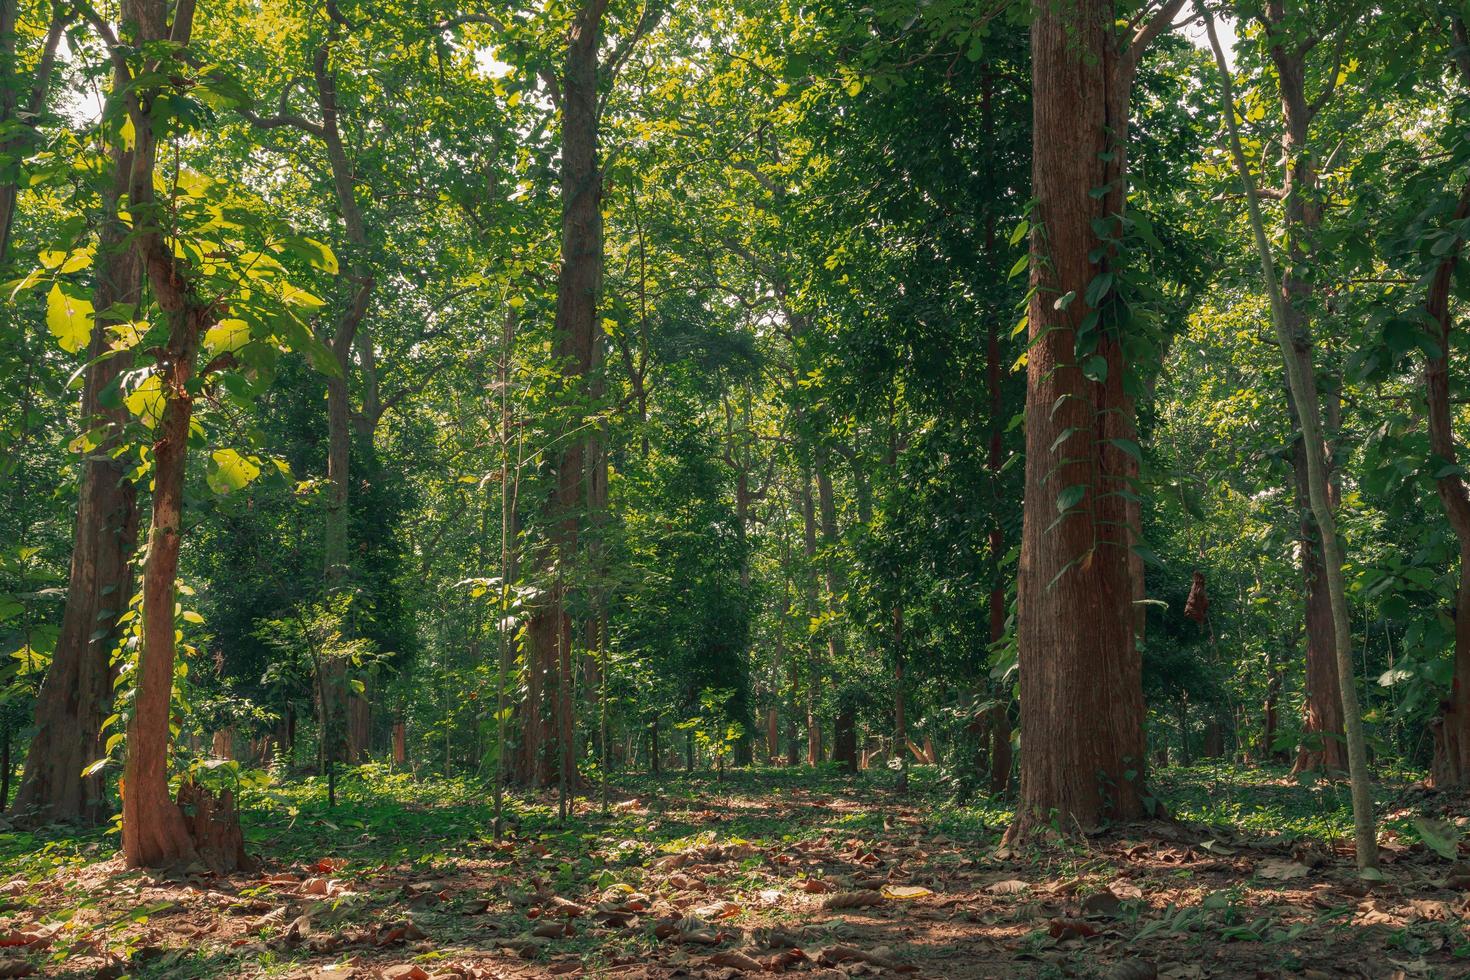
[1183,10,1240,71]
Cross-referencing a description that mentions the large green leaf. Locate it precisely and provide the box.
[47,284,94,353]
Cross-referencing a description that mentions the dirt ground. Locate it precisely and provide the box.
[1,777,1467,979]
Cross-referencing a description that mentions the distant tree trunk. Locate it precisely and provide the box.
[766,707,779,762]
[10,118,139,826]
[0,1,70,264]
[815,450,856,772]
[314,26,376,777]
[1201,5,1378,868]
[521,0,609,793]
[1423,167,1470,787]
[799,471,823,764]
[211,729,234,760]
[1008,0,1177,841]
[1176,696,1191,766]
[1261,635,1290,762]
[981,67,1013,800]
[392,720,406,765]
[893,606,907,795]
[785,655,800,767]
[1203,719,1224,759]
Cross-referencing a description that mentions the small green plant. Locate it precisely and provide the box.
[675,688,744,782]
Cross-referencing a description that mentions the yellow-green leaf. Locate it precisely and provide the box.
[47,284,94,353]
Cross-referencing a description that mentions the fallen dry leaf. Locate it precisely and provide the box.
[822,890,883,910]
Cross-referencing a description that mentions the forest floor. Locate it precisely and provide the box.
[0,764,1467,979]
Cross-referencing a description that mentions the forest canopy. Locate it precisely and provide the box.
[2,0,1470,976]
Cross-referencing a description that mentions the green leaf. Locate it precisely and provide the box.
[1109,437,1142,461]
[1412,816,1459,860]
[1007,254,1029,280]
[1056,484,1087,513]
[1008,221,1029,246]
[207,448,262,494]
[1081,354,1108,383]
[47,283,94,353]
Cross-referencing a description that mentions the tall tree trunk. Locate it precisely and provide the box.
[815,449,855,771]
[10,44,140,828]
[315,29,375,774]
[983,73,1012,794]
[0,0,70,265]
[519,0,609,792]
[122,306,206,868]
[113,0,248,871]
[1008,0,1177,840]
[1201,5,1378,869]
[799,470,823,764]
[1250,1,1349,776]
[1423,167,1470,786]
[893,606,907,795]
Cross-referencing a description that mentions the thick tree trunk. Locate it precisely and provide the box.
[1009,0,1161,840]
[520,0,608,792]
[122,307,205,868]
[115,0,247,871]
[1287,395,1347,774]
[10,133,139,826]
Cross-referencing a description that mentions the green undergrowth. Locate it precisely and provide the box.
[0,761,1430,881]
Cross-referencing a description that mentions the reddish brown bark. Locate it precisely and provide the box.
[1009,0,1178,839]
[1424,164,1470,786]
[392,721,407,765]
[114,0,245,870]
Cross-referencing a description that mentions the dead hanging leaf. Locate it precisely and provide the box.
[1048,917,1100,940]
[1257,858,1310,881]
[880,884,933,901]
[985,879,1031,895]
[822,891,883,910]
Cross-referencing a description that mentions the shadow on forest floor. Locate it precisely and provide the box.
[0,763,1466,978]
